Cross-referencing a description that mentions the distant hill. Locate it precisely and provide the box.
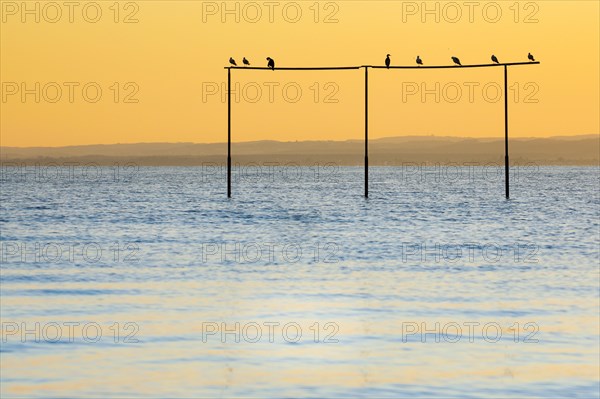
[1,135,598,166]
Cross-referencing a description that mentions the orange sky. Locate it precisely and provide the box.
[1,0,599,147]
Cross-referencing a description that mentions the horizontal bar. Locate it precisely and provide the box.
[225,61,539,70]
[367,61,540,69]
[225,66,361,70]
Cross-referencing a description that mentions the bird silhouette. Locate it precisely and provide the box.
[229,57,237,66]
[528,52,535,62]
[385,54,391,68]
[243,57,250,66]
[266,57,275,70]
[491,55,499,64]
[451,56,462,66]
[416,56,423,66]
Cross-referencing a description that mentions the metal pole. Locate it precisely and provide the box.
[227,68,231,198]
[365,67,369,198]
[504,65,509,199]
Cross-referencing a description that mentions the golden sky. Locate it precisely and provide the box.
[1,0,598,147]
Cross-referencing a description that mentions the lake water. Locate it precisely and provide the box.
[1,165,599,398]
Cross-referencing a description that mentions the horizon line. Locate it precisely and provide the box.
[2,133,598,149]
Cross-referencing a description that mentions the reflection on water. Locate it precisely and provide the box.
[1,166,599,398]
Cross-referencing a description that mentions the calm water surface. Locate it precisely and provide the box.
[1,166,599,398]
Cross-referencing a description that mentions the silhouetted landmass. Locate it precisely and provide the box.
[1,135,598,166]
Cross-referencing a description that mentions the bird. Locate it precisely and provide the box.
[451,56,462,66]
[416,56,423,66]
[229,57,237,66]
[243,57,250,66]
[491,54,499,64]
[385,54,391,68]
[266,57,275,70]
[528,52,535,62]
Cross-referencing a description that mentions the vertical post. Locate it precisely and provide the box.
[504,65,509,199]
[227,67,231,198]
[364,67,369,198]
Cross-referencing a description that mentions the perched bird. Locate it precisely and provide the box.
[451,56,462,66]
[491,54,499,64]
[385,54,391,68]
[243,57,250,66]
[528,52,535,62]
[229,57,237,66]
[416,55,423,66]
[266,57,275,70]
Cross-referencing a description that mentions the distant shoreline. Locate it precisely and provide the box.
[2,135,598,166]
